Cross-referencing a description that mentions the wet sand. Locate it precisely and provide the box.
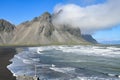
[0,47,16,80]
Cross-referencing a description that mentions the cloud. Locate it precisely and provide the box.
[52,0,120,34]
[67,0,97,6]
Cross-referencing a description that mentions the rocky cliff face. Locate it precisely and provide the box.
[82,35,97,44]
[0,19,15,44]
[0,12,97,45]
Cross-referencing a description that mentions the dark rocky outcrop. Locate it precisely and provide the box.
[0,19,15,44]
[61,25,81,37]
[0,19,15,32]
[82,34,97,44]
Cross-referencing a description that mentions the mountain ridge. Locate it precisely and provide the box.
[0,12,97,46]
[100,40,120,44]
[0,19,15,44]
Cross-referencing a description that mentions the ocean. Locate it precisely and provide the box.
[8,45,120,80]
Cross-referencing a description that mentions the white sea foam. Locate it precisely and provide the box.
[23,59,32,64]
[36,64,50,67]
[40,46,55,50]
[37,48,43,54]
[32,58,40,62]
[14,55,24,61]
[50,67,75,73]
[70,76,117,80]
[28,46,120,58]
[28,47,37,52]
[29,46,56,54]
[53,45,120,57]
[7,65,20,77]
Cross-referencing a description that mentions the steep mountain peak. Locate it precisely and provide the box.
[40,12,51,22]
[0,19,15,32]
[0,19,15,44]
[42,12,51,17]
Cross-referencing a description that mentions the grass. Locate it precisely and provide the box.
[0,41,94,47]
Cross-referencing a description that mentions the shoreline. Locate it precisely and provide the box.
[0,47,16,80]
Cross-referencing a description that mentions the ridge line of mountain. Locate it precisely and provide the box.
[0,12,97,46]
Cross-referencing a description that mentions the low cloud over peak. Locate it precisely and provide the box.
[52,0,120,34]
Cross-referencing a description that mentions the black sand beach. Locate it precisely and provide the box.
[0,47,16,80]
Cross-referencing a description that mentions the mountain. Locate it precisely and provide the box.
[100,40,120,44]
[82,35,97,44]
[0,12,97,46]
[0,19,15,44]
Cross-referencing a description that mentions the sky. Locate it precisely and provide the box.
[0,0,120,43]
